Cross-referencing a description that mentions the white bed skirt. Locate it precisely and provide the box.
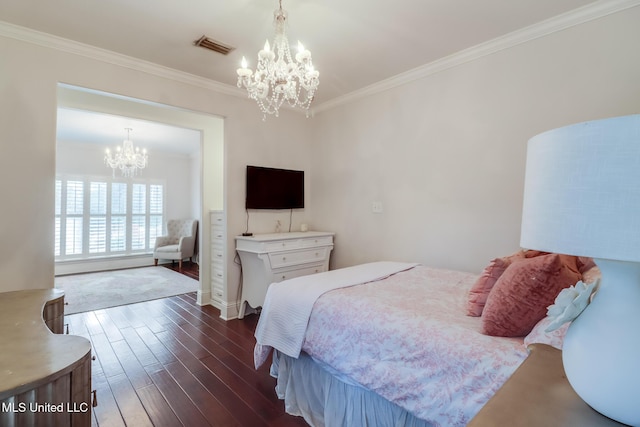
[272,350,434,427]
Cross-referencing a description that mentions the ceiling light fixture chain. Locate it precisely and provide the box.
[236,0,319,120]
[104,127,148,178]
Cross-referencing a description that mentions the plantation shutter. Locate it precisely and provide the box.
[110,182,127,252]
[149,184,163,248]
[89,182,107,253]
[65,180,83,255]
[54,177,164,259]
[54,180,62,256]
[131,184,146,250]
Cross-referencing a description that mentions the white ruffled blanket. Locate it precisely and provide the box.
[254,261,418,368]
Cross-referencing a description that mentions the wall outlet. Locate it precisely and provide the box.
[372,201,383,213]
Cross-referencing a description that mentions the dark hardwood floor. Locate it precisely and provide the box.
[65,292,308,427]
[162,261,199,281]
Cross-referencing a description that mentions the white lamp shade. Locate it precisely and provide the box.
[520,114,640,261]
[520,114,640,426]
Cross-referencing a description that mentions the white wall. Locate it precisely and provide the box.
[310,7,640,274]
[225,119,313,234]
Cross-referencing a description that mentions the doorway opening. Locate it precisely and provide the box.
[54,83,224,313]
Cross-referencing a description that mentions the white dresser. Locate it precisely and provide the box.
[210,210,226,307]
[235,231,334,318]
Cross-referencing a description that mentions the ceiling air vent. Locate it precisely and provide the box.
[194,35,235,55]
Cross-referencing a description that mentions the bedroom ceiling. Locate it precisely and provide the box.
[56,108,201,155]
[0,0,611,151]
[1,0,603,108]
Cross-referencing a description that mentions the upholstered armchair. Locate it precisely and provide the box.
[153,219,198,270]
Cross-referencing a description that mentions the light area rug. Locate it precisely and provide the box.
[55,267,199,315]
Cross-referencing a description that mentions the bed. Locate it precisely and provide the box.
[253,258,588,426]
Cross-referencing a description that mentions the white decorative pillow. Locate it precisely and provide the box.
[523,315,569,350]
[524,266,600,350]
[582,265,601,284]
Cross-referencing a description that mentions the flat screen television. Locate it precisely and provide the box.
[245,165,304,209]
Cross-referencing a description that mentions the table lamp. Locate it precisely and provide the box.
[520,114,640,426]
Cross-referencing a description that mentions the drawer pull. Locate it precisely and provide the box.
[315,252,319,256]
[282,256,286,261]
[282,275,286,280]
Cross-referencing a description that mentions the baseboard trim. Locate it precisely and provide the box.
[196,289,211,307]
[218,300,240,321]
[196,293,240,321]
[55,255,154,276]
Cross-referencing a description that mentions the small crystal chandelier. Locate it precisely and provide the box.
[104,128,148,178]
[236,0,319,119]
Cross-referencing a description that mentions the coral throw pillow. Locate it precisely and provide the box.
[481,253,581,337]
[466,251,526,316]
[577,257,596,274]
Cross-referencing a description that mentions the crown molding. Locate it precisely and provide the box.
[311,0,640,114]
[0,20,244,99]
[1,0,639,116]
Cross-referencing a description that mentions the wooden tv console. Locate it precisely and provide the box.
[0,289,92,427]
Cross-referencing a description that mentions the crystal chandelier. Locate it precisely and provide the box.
[236,0,319,119]
[104,128,148,178]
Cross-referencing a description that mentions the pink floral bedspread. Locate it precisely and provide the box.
[301,266,528,426]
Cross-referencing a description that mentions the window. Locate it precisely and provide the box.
[55,176,164,260]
